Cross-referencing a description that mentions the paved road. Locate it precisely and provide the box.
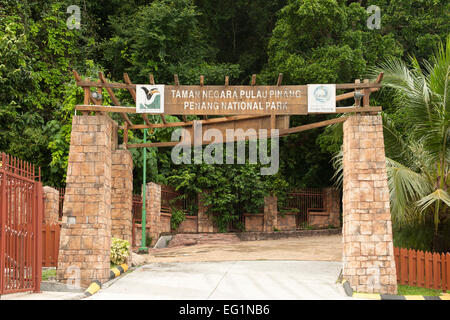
[87,260,351,300]
[144,234,343,263]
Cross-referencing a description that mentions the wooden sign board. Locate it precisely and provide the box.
[138,85,308,115]
[180,116,289,145]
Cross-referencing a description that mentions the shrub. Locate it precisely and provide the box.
[110,237,130,265]
[171,208,186,231]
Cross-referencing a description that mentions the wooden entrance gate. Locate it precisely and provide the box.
[0,153,43,294]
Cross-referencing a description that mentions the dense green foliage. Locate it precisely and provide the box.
[1,0,449,247]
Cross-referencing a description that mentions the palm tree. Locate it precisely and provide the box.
[333,36,450,251]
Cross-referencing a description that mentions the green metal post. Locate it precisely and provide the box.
[139,128,148,253]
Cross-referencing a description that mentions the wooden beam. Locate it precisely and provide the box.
[271,115,276,130]
[200,76,207,119]
[123,73,136,101]
[174,74,179,86]
[225,76,229,86]
[128,117,349,148]
[99,72,132,126]
[277,73,283,86]
[127,141,180,148]
[76,105,381,117]
[251,74,256,86]
[363,79,370,107]
[279,117,348,137]
[124,73,151,126]
[75,78,382,91]
[99,72,120,106]
[375,72,384,84]
[148,73,167,124]
[123,115,271,130]
[123,122,128,149]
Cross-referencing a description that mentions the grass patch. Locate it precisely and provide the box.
[397,284,443,296]
[42,268,56,281]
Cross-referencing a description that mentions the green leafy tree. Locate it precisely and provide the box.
[333,37,450,251]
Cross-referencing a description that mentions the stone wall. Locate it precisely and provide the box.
[325,187,341,227]
[177,216,198,233]
[57,115,114,288]
[244,214,264,232]
[277,213,296,231]
[160,213,172,234]
[133,223,150,248]
[197,192,217,232]
[342,114,397,294]
[111,148,133,243]
[263,196,277,232]
[43,186,59,224]
[146,182,161,246]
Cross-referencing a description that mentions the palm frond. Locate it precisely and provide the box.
[416,189,450,213]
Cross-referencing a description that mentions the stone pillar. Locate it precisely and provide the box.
[111,149,133,244]
[263,196,277,232]
[325,187,340,228]
[342,114,397,294]
[146,182,161,246]
[43,186,59,224]
[56,114,114,288]
[197,192,214,232]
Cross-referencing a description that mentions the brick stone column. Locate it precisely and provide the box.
[324,187,340,228]
[263,196,277,232]
[342,114,397,294]
[43,186,59,224]
[146,182,161,246]
[198,192,214,232]
[111,149,133,244]
[56,114,115,288]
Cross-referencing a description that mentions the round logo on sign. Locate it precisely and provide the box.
[313,86,330,103]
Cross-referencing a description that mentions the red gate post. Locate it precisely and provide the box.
[0,153,6,294]
[33,179,43,292]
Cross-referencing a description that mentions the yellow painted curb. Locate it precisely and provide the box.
[404,295,425,300]
[353,292,381,300]
[85,282,101,296]
[440,294,450,300]
[111,267,121,277]
[120,264,128,272]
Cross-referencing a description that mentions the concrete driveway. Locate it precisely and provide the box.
[86,260,350,300]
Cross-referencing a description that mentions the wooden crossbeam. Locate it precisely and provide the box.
[279,117,348,137]
[200,75,207,120]
[149,74,167,124]
[122,115,271,130]
[127,116,349,148]
[75,105,381,118]
[127,141,180,148]
[277,73,283,86]
[124,73,151,126]
[174,74,187,122]
[74,80,382,91]
[97,72,132,126]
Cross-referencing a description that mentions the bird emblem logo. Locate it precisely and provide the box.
[141,87,160,105]
[136,85,164,113]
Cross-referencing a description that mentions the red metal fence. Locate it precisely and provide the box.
[394,247,450,292]
[56,187,65,221]
[132,185,188,246]
[0,153,43,294]
[42,223,60,267]
[283,188,324,228]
